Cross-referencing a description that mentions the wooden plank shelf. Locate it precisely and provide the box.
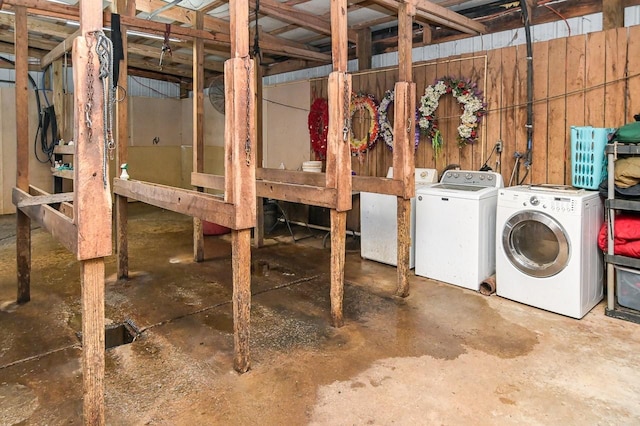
[54,145,75,155]
[51,168,74,179]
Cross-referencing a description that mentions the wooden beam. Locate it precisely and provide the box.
[254,53,264,248]
[357,28,372,71]
[603,0,624,29]
[257,168,325,187]
[191,172,225,191]
[72,34,112,261]
[113,179,239,229]
[352,175,404,195]
[15,191,74,207]
[115,0,130,280]
[12,188,78,254]
[40,29,80,69]
[393,82,415,297]
[232,229,252,373]
[368,0,486,35]
[255,181,337,208]
[224,57,256,229]
[330,209,346,327]
[250,0,358,43]
[331,0,349,72]
[29,185,73,219]
[80,258,105,426]
[193,11,205,263]
[14,5,30,305]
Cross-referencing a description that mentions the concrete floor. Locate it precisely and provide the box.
[1,203,639,425]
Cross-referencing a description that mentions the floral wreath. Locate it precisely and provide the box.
[308,97,329,159]
[349,93,379,155]
[378,89,421,151]
[418,76,486,156]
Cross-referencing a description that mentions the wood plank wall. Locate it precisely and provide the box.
[310,26,640,186]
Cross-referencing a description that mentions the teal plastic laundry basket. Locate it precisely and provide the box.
[570,126,616,189]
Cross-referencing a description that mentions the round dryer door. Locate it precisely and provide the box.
[502,211,570,278]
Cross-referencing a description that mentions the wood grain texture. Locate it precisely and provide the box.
[16,211,31,304]
[15,6,28,191]
[113,179,237,228]
[193,11,205,261]
[232,229,252,372]
[256,181,337,207]
[396,197,411,297]
[331,0,348,72]
[627,26,640,123]
[115,0,130,280]
[531,41,549,184]
[72,35,112,260]
[547,37,567,184]
[565,34,586,185]
[81,258,105,426]
[330,209,346,328]
[224,58,256,229]
[13,189,78,255]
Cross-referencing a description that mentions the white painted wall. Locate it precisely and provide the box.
[262,80,311,170]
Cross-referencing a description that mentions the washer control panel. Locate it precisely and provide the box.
[440,170,504,188]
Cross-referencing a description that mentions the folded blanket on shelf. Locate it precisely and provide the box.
[598,213,640,258]
[615,157,640,188]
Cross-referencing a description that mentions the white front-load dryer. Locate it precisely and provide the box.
[495,185,603,319]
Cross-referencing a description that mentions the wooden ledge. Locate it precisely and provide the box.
[15,191,74,207]
[352,175,404,196]
[53,145,75,155]
[12,187,77,254]
[256,180,337,208]
[257,168,326,187]
[113,178,237,229]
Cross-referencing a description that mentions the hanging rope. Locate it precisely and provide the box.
[94,30,115,187]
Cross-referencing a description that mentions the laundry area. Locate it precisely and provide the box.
[2,0,640,424]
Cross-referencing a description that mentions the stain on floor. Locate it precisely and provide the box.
[1,203,639,425]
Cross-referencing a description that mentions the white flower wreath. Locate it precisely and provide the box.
[418,77,486,156]
[377,89,421,151]
[378,89,395,149]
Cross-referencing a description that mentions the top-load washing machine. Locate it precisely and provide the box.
[414,170,504,290]
[495,184,603,319]
[360,167,438,267]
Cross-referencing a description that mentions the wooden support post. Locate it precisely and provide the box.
[232,229,252,372]
[76,1,109,423]
[394,2,416,297]
[228,0,255,373]
[253,53,265,248]
[330,209,346,327]
[53,59,65,140]
[326,0,351,328]
[356,28,372,71]
[603,0,624,30]
[115,0,130,279]
[81,258,105,425]
[73,39,112,260]
[14,5,30,304]
[193,11,205,262]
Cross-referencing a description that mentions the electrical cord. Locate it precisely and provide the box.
[0,55,57,164]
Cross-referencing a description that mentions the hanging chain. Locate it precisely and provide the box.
[84,35,95,144]
[95,31,115,187]
[342,73,351,142]
[244,60,252,166]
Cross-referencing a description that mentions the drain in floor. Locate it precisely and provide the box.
[76,319,140,349]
